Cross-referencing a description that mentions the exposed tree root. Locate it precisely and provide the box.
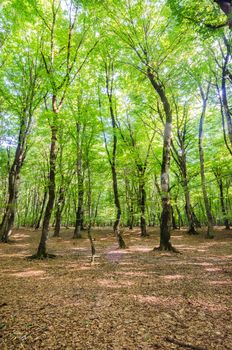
[187,227,199,235]
[165,337,207,350]
[0,239,16,244]
[118,240,127,249]
[141,233,150,237]
[205,230,214,239]
[153,242,181,254]
[117,231,126,249]
[27,253,57,260]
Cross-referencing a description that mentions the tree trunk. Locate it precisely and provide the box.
[105,60,126,249]
[86,162,96,263]
[218,177,230,229]
[53,186,65,237]
[35,187,48,230]
[175,205,183,229]
[199,87,214,239]
[147,69,176,251]
[128,204,134,230]
[159,136,173,251]
[36,123,58,257]
[171,206,178,230]
[139,176,148,236]
[221,65,232,149]
[171,124,198,234]
[0,123,27,242]
[112,164,126,248]
[73,186,84,239]
[183,178,198,234]
[73,121,84,239]
[190,205,201,228]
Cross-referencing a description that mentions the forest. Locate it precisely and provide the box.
[0,0,232,349]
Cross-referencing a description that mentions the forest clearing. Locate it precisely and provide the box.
[0,227,232,350]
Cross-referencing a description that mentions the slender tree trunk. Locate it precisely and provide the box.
[0,122,27,242]
[73,123,84,239]
[218,177,230,229]
[36,122,58,257]
[104,61,126,248]
[199,87,214,239]
[93,193,101,227]
[180,151,197,233]
[73,181,84,239]
[159,129,173,251]
[175,205,183,229]
[171,206,178,230]
[125,177,134,230]
[221,69,232,149]
[35,187,48,230]
[190,205,201,228]
[183,178,198,234]
[128,204,134,230]
[171,133,197,234]
[86,162,96,263]
[30,189,39,227]
[112,164,126,248]
[53,186,65,237]
[139,175,148,236]
[147,69,176,251]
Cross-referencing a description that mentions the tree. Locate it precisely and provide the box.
[35,0,97,257]
[101,58,126,249]
[171,103,198,234]
[105,1,181,250]
[0,37,42,242]
[198,83,215,238]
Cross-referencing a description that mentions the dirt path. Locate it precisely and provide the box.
[0,227,231,349]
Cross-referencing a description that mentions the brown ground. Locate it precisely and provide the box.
[0,227,231,350]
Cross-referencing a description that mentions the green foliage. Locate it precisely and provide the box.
[0,0,231,229]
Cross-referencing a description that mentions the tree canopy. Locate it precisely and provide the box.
[0,0,231,252]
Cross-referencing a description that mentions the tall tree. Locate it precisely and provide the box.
[102,59,126,249]
[171,103,198,234]
[106,1,180,250]
[35,0,97,257]
[0,39,42,242]
[199,83,215,239]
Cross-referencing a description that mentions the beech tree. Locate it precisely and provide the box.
[0,37,42,242]
[35,0,97,257]
[101,58,126,249]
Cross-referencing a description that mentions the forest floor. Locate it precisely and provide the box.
[0,227,231,350]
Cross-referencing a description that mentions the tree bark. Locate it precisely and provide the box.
[73,182,84,238]
[221,57,232,149]
[104,60,126,249]
[171,206,178,230]
[171,116,198,234]
[199,86,214,239]
[147,69,176,251]
[0,121,28,242]
[73,123,84,239]
[138,173,148,236]
[219,178,230,229]
[214,170,230,229]
[53,185,65,237]
[35,187,48,230]
[112,164,126,248]
[36,122,58,257]
[183,178,198,234]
